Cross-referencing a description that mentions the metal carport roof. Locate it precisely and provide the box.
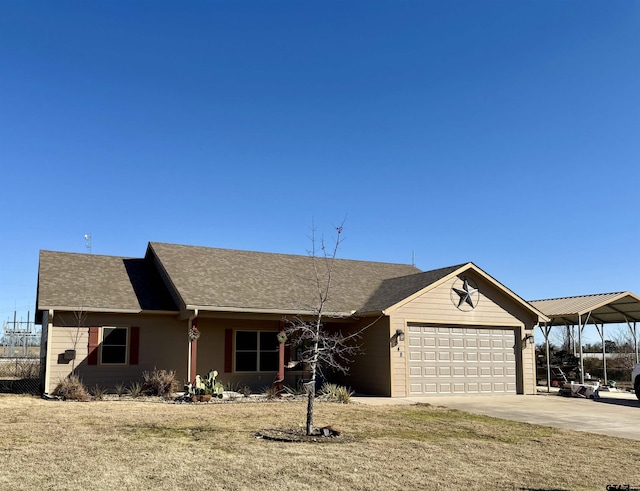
[529,291,640,388]
[530,291,640,326]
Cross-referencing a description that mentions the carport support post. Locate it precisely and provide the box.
[595,322,607,386]
[627,317,638,364]
[578,312,591,385]
[578,315,584,384]
[543,323,552,393]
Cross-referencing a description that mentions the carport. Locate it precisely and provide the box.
[529,292,640,390]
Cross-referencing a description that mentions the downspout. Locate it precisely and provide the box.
[187,310,198,384]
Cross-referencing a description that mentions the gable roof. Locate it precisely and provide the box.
[36,250,178,321]
[363,261,549,322]
[36,242,548,322]
[147,242,422,314]
[530,292,640,325]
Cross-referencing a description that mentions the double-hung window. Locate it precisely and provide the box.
[235,331,279,372]
[101,327,128,365]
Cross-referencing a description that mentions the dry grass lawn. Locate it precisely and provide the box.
[2,394,640,490]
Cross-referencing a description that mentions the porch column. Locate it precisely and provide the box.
[277,327,285,383]
[190,337,198,384]
[187,310,199,384]
[190,321,198,385]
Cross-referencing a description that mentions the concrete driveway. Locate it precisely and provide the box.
[353,390,640,441]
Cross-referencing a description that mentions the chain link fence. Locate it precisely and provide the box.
[0,357,41,394]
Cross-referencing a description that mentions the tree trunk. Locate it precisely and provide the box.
[306,332,320,436]
[306,382,315,436]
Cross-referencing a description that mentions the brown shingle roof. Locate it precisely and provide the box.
[38,242,481,318]
[36,250,178,313]
[359,264,467,312]
[148,242,423,314]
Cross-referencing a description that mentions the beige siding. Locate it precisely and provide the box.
[389,272,539,396]
[522,328,536,394]
[390,316,407,397]
[332,317,391,396]
[393,275,525,326]
[46,312,186,393]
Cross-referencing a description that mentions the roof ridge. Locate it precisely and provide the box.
[40,250,134,260]
[149,241,418,268]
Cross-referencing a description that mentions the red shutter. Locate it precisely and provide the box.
[88,327,100,365]
[224,329,233,373]
[130,327,140,365]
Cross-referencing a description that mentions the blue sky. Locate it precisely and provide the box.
[1,1,638,343]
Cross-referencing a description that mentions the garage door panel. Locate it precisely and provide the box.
[408,325,516,395]
[409,351,422,361]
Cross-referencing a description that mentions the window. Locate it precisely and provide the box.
[101,327,128,364]
[235,331,279,372]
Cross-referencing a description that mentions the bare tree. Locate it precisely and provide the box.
[68,308,88,375]
[284,222,373,436]
[56,307,88,376]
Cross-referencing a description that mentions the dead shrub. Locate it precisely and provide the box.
[141,368,179,398]
[52,375,90,401]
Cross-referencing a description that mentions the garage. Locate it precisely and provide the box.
[407,324,517,395]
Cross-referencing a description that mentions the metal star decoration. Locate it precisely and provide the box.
[452,278,478,309]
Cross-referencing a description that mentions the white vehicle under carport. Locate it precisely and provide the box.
[632,363,640,400]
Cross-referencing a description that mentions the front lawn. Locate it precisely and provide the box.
[1,395,639,490]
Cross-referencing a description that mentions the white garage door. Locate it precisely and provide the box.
[408,324,517,395]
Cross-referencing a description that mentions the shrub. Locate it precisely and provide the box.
[262,384,279,400]
[52,375,90,401]
[127,382,143,398]
[226,381,252,397]
[142,368,178,398]
[319,383,353,404]
[240,384,252,397]
[115,382,127,398]
[91,384,107,400]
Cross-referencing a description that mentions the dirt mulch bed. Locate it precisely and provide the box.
[257,425,351,443]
